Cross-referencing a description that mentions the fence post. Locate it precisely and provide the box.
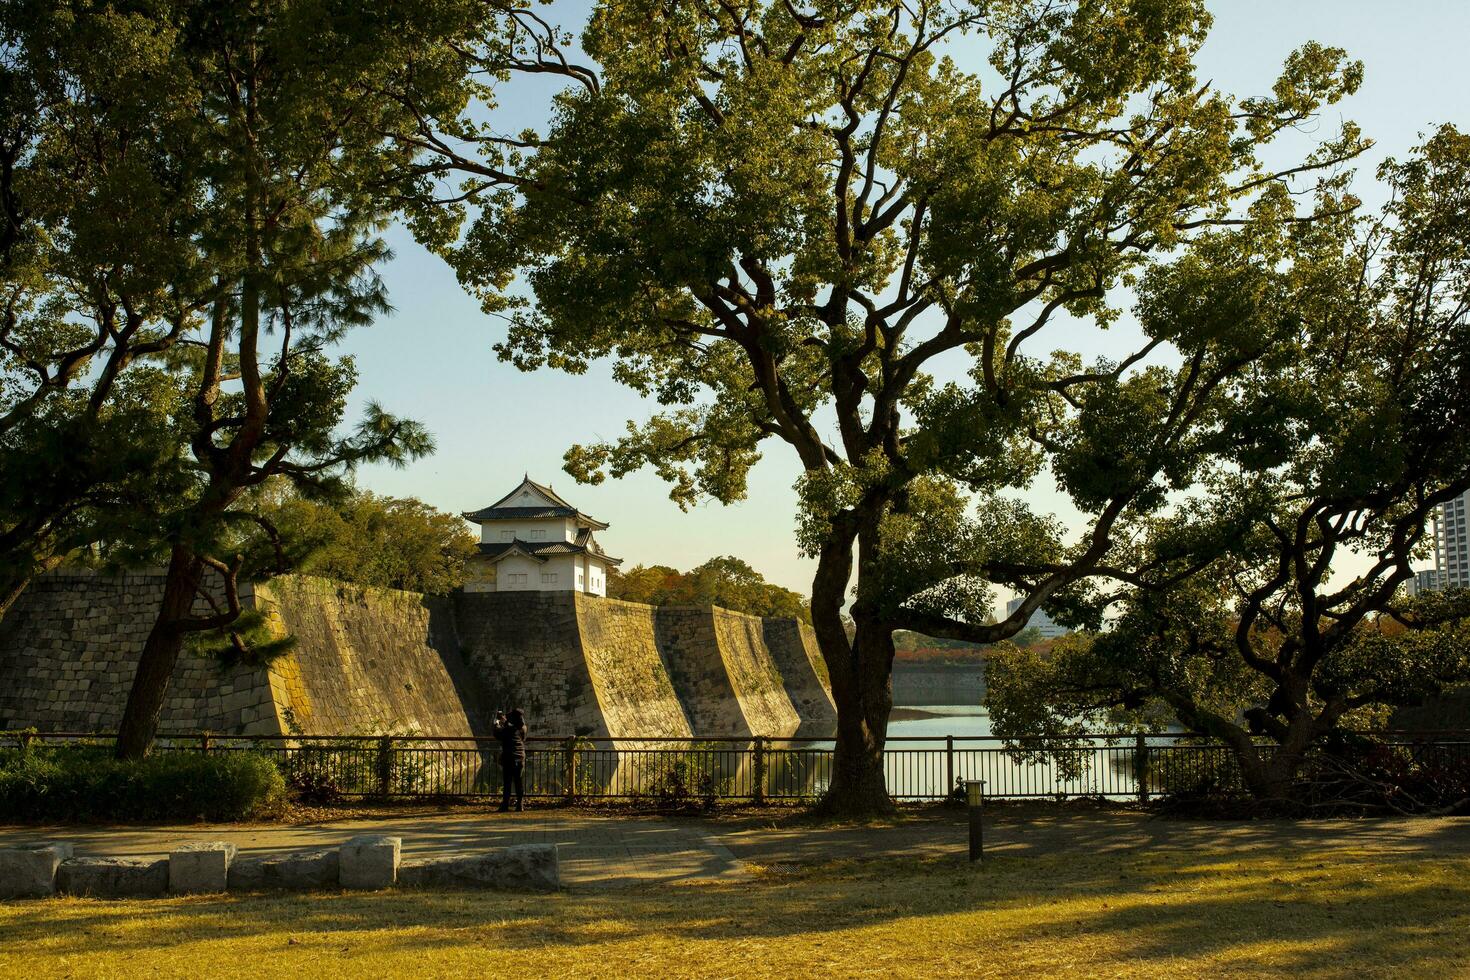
[376,735,394,797]
[946,735,955,797]
[752,736,767,804]
[1135,733,1150,804]
[564,736,578,802]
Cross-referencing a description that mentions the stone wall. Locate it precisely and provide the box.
[0,572,833,745]
[0,570,277,735]
[653,606,801,737]
[450,591,599,735]
[253,577,480,738]
[891,662,987,706]
[760,619,836,727]
[573,596,692,739]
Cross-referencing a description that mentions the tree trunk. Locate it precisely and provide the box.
[817,616,897,816]
[0,567,36,621]
[114,545,203,759]
[1238,747,1305,804]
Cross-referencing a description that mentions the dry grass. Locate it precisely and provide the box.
[2,845,1467,978]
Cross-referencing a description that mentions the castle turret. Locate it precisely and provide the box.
[461,475,621,595]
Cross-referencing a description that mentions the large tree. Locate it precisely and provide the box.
[109,0,599,759]
[986,127,1470,802]
[0,1,215,615]
[428,0,1368,811]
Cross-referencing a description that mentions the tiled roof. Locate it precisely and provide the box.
[462,505,579,522]
[475,539,622,565]
[462,475,609,529]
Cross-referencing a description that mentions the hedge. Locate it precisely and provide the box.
[0,744,286,822]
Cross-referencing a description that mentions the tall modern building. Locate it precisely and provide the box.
[1004,597,1069,639]
[1408,489,1470,594]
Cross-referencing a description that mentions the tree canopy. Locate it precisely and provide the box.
[425,0,1371,812]
[985,127,1470,801]
[610,555,811,620]
[245,484,477,595]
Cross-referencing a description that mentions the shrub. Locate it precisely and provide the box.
[0,745,287,822]
[643,742,733,811]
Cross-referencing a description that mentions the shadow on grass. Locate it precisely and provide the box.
[4,845,1468,974]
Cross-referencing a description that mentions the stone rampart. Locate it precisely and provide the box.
[573,596,692,739]
[0,572,832,744]
[653,606,801,737]
[0,570,276,734]
[253,577,480,737]
[450,591,598,735]
[760,619,836,727]
[891,662,987,706]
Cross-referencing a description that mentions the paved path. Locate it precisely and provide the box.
[0,813,744,889]
[4,806,1466,889]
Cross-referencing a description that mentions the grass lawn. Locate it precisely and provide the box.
[2,845,1466,978]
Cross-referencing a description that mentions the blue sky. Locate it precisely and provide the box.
[339,0,1470,598]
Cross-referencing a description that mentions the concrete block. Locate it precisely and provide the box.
[58,857,169,898]
[228,849,340,891]
[397,845,559,892]
[169,842,237,894]
[0,842,74,898]
[340,835,400,889]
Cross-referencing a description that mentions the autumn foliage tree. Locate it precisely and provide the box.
[610,555,811,620]
[430,0,1369,812]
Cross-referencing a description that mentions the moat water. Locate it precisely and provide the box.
[783,705,1144,799]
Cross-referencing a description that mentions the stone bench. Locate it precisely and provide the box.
[398,844,560,892]
[0,843,73,898]
[1,840,559,898]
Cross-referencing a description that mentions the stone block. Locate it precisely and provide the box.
[397,845,558,892]
[228,849,340,891]
[58,857,168,898]
[340,835,400,889]
[169,842,237,894]
[0,842,73,898]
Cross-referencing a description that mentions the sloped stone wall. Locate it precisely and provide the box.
[0,573,832,745]
[253,577,481,737]
[573,596,692,739]
[653,606,802,737]
[760,619,836,727]
[0,570,276,735]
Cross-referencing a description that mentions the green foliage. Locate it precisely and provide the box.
[988,127,1470,801]
[418,0,1375,809]
[0,744,286,822]
[241,484,477,595]
[637,742,733,811]
[609,555,810,621]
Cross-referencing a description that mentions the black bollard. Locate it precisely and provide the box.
[966,779,986,862]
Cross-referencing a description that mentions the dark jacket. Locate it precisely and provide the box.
[494,718,527,763]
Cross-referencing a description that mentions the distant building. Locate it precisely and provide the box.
[1405,569,1444,597]
[461,476,621,596]
[1004,597,1069,639]
[1408,490,1470,594]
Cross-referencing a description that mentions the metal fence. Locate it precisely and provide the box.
[5,730,1468,802]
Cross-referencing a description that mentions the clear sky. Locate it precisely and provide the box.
[338,0,1470,599]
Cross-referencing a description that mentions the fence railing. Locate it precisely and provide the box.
[5,730,1468,802]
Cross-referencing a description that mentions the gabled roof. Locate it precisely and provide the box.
[461,475,609,530]
[475,535,622,566]
[490,474,575,510]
